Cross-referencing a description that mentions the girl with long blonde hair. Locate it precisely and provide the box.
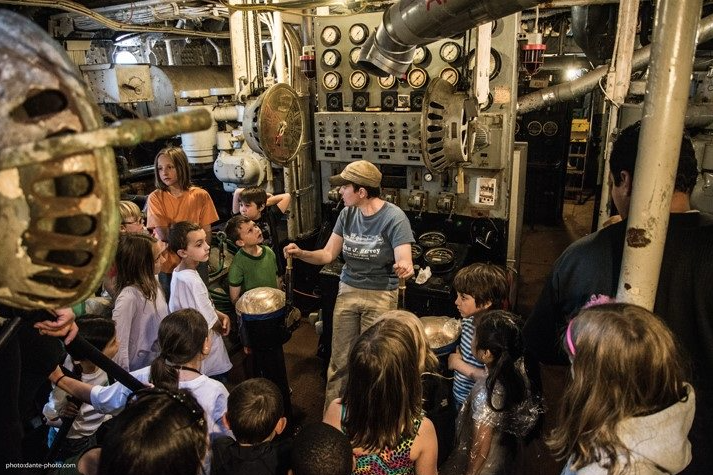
[549,303,694,475]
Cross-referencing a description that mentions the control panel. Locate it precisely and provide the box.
[315,112,421,165]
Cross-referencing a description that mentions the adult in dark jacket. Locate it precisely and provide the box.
[523,122,713,474]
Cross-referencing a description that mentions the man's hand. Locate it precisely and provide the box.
[34,308,78,344]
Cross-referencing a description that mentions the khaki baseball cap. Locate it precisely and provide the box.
[329,160,382,188]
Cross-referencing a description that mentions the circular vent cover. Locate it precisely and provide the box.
[421,77,468,173]
[0,11,119,309]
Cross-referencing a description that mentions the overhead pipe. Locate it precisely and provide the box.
[358,0,541,77]
[596,0,640,229]
[617,0,702,309]
[518,12,713,114]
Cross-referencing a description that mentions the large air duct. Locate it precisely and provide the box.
[358,0,541,77]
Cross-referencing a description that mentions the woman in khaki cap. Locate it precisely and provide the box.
[284,160,415,409]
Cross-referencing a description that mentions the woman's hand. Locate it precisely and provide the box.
[283,243,303,260]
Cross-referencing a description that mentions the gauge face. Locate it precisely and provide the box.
[423,172,434,182]
[489,49,502,80]
[350,47,362,67]
[413,46,430,65]
[378,75,396,89]
[353,93,368,110]
[349,70,369,90]
[321,26,341,46]
[322,49,341,68]
[439,41,462,63]
[543,121,559,136]
[407,67,428,89]
[439,67,460,86]
[349,23,369,45]
[527,120,543,136]
[322,71,342,91]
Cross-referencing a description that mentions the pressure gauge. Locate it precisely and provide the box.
[407,67,429,89]
[543,121,559,136]
[489,49,502,80]
[423,172,434,182]
[322,71,342,91]
[412,46,430,65]
[378,75,396,89]
[439,67,460,86]
[349,23,369,45]
[439,41,462,63]
[527,120,543,136]
[349,47,362,68]
[320,26,341,46]
[349,70,369,90]
[322,49,341,68]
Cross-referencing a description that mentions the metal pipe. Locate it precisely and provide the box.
[359,0,541,77]
[273,1,287,84]
[518,13,713,114]
[616,0,702,309]
[596,0,640,229]
[0,109,212,170]
[206,38,224,65]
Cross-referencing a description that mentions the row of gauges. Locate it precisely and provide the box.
[321,67,462,91]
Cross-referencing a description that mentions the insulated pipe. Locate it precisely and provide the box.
[616,0,702,309]
[596,0,640,229]
[273,1,287,83]
[518,12,713,114]
[358,0,541,77]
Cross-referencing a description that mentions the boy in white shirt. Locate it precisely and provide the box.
[168,221,232,378]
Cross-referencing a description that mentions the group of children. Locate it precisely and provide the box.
[41,144,695,475]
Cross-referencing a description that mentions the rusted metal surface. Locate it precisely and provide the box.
[625,227,651,247]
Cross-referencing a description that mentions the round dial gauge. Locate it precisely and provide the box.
[439,67,460,86]
[489,49,502,80]
[349,23,369,45]
[543,121,559,136]
[322,49,341,68]
[322,71,342,91]
[407,67,429,89]
[378,75,396,89]
[349,70,369,90]
[527,120,543,136]
[423,172,434,182]
[413,46,430,65]
[439,41,462,63]
[349,47,362,68]
[320,26,341,46]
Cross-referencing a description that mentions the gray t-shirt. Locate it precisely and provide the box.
[332,201,414,290]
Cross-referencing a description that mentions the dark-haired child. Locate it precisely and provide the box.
[442,311,539,475]
[168,221,232,378]
[233,186,291,273]
[449,263,510,410]
[290,422,353,475]
[212,378,291,475]
[43,316,118,460]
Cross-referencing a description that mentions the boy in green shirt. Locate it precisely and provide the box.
[226,215,281,305]
[225,215,291,421]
